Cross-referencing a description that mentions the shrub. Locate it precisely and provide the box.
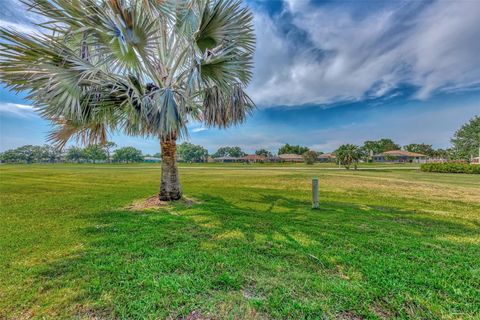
[421,163,480,174]
[302,150,318,165]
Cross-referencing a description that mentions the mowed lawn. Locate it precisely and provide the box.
[0,164,479,319]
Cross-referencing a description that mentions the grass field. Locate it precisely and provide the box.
[1,164,479,319]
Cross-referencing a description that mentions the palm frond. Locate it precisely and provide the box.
[192,0,255,91]
[197,0,254,52]
[200,45,253,88]
[201,84,254,128]
[48,119,108,149]
[175,0,200,38]
[1,0,255,145]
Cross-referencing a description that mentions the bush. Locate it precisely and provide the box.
[302,150,318,165]
[421,163,480,174]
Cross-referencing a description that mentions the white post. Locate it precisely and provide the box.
[312,177,319,209]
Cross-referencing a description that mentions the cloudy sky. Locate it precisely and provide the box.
[1,0,479,154]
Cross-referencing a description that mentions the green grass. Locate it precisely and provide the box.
[1,164,479,319]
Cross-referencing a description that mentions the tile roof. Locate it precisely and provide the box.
[318,153,336,159]
[375,150,426,157]
[214,156,240,160]
[242,154,267,160]
[278,153,303,159]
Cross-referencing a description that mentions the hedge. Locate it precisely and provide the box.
[421,163,480,174]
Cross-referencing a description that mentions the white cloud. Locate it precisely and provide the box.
[0,19,38,34]
[191,127,208,133]
[0,103,37,118]
[248,0,480,106]
[0,0,44,34]
[3,0,478,109]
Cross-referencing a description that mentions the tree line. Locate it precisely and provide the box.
[0,143,144,164]
[202,116,479,168]
[333,116,479,169]
[2,116,478,165]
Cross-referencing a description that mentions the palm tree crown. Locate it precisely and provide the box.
[336,144,362,170]
[0,0,255,147]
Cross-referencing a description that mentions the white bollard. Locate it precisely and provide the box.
[312,177,319,209]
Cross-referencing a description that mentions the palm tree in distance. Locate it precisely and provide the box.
[336,144,362,170]
[0,0,255,200]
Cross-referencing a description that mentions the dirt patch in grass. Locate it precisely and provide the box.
[126,195,169,210]
[77,307,113,320]
[175,311,211,320]
[125,195,198,211]
[370,304,393,319]
[242,282,263,300]
[335,311,364,320]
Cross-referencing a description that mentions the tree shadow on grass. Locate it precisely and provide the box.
[28,192,480,319]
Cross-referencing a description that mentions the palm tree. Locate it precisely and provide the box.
[336,144,362,170]
[0,0,255,200]
[103,141,117,163]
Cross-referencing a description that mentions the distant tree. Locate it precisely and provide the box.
[0,151,10,163]
[0,149,22,163]
[451,116,480,160]
[66,146,85,163]
[83,145,107,163]
[363,139,400,155]
[212,147,227,158]
[255,149,272,157]
[213,146,246,158]
[42,145,63,163]
[432,148,452,159]
[177,142,208,163]
[384,154,397,162]
[18,145,38,163]
[228,147,246,158]
[153,153,162,159]
[403,143,435,157]
[362,141,376,155]
[29,145,45,163]
[278,144,309,155]
[0,145,63,163]
[103,142,117,163]
[113,147,144,163]
[336,144,362,170]
[302,150,318,165]
[379,138,400,151]
[31,145,46,163]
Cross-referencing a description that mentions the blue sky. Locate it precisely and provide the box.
[1,0,479,154]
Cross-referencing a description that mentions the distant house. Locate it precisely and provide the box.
[278,153,303,162]
[207,156,215,163]
[373,150,427,163]
[213,156,240,163]
[472,157,480,165]
[144,156,161,163]
[267,156,282,163]
[318,153,336,163]
[242,154,266,163]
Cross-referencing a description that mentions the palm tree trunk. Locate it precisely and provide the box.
[159,137,182,201]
